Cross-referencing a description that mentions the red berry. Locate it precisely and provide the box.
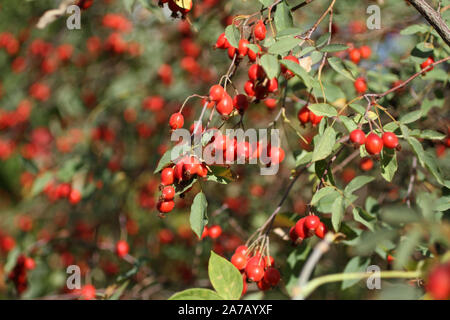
[161,185,175,200]
[80,284,96,300]
[227,46,236,59]
[264,98,277,109]
[24,257,36,270]
[248,44,261,61]
[359,45,371,59]
[257,279,271,291]
[294,217,308,239]
[248,64,265,81]
[309,112,323,126]
[281,55,299,79]
[354,77,367,94]
[157,200,175,213]
[365,133,383,155]
[305,215,320,230]
[269,146,285,164]
[208,225,222,239]
[315,222,327,239]
[426,263,450,300]
[254,20,266,41]
[169,113,184,130]
[289,226,299,243]
[209,85,224,102]
[244,81,255,97]
[360,157,374,171]
[215,33,229,49]
[161,167,174,186]
[420,57,434,72]
[233,94,249,113]
[216,93,234,116]
[69,189,81,205]
[268,78,278,93]
[238,39,249,56]
[350,129,366,145]
[246,264,264,282]
[264,255,275,267]
[382,132,399,149]
[116,240,129,258]
[263,267,280,286]
[235,245,248,256]
[231,253,248,270]
[349,49,361,64]
[297,106,310,124]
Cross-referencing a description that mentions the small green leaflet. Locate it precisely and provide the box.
[312,127,336,162]
[190,192,208,239]
[320,43,348,53]
[327,57,355,81]
[331,196,344,231]
[268,37,300,54]
[169,288,223,300]
[260,54,280,79]
[344,176,375,194]
[307,103,337,117]
[225,24,240,49]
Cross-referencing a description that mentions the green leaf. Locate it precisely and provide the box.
[331,196,344,231]
[190,192,208,239]
[311,186,336,206]
[345,175,374,194]
[406,137,444,185]
[31,172,53,197]
[154,143,190,173]
[280,59,315,88]
[295,150,312,167]
[393,227,422,270]
[268,37,300,54]
[320,43,348,53]
[400,24,429,35]
[260,54,280,79]
[352,207,376,231]
[315,33,331,48]
[307,103,337,117]
[169,288,224,300]
[380,148,397,182]
[208,251,243,300]
[328,57,355,81]
[341,257,371,290]
[274,1,293,32]
[225,24,240,49]
[312,127,336,162]
[415,130,446,141]
[400,110,422,124]
[339,116,358,133]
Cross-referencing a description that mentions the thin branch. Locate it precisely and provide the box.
[408,0,450,46]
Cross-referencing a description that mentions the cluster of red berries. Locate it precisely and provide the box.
[0,32,19,55]
[157,156,208,215]
[230,245,281,294]
[289,215,327,243]
[244,64,279,108]
[297,105,324,126]
[42,181,82,205]
[426,262,450,300]
[350,129,399,155]
[348,45,372,64]
[102,13,132,33]
[0,100,32,130]
[201,225,223,239]
[8,255,36,295]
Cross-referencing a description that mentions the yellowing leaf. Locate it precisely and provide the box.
[299,56,312,72]
[174,0,192,10]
